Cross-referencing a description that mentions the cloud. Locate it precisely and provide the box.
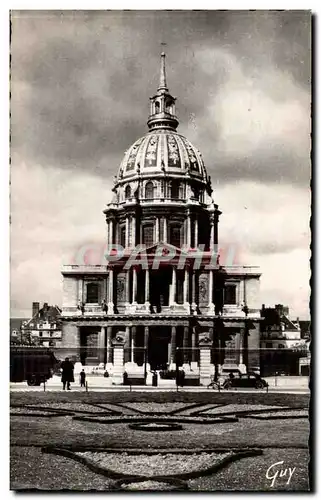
[10,10,311,318]
[217,181,310,256]
[10,161,113,315]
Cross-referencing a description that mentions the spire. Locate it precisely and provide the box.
[147,51,179,131]
[158,52,168,92]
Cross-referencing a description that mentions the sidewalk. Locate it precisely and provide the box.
[10,374,309,393]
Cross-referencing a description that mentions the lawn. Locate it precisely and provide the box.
[10,391,310,492]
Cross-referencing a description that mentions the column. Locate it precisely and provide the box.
[132,267,137,304]
[239,329,244,365]
[208,270,215,313]
[106,220,110,245]
[78,279,84,304]
[214,209,219,245]
[112,339,125,385]
[109,220,114,245]
[199,344,211,386]
[98,326,105,363]
[125,326,131,363]
[125,270,130,306]
[170,326,176,364]
[183,326,189,364]
[191,271,197,313]
[155,217,159,243]
[239,279,245,306]
[187,214,191,247]
[191,328,197,364]
[183,269,189,305]
[125,217,129,248]
[132,216,136,247]
[170,267,177,306]
[194,216,198,248]
[106,326,113,364]
[107,269,114,313]
[145,269,150,309]
[144,326,149,373]
[131,326,136,363]
[144,326,149,348]
[210,218,215,250]
[163,217,167,242]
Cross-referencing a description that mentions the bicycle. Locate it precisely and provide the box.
[207,376,222,390]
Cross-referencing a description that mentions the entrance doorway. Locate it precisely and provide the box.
[148,326,171,370]
[79,326,99,365]
[150,268,172,312]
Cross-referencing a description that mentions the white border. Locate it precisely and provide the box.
[3,3,315,499]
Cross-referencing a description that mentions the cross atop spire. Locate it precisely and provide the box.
[158,51,168,92]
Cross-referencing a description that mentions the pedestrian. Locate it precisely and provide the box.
[80,369,86,388]
[61,357,74,390]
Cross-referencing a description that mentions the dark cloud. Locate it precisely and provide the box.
[11,10,311,184]
[10,11,311,318]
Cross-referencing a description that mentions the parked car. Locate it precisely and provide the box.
[10,347,59,386]
[223,372,268,390]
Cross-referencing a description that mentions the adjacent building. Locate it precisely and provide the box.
[260,304,308,376]
[60,53,262,381]
[19,302,62,347]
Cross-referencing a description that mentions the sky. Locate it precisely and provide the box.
[10,10,311,319]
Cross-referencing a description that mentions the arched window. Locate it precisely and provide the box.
[142,224,154,246]
[192,185,200,200]
[166,100,173,114]
[125,185,131,199]
[86,283,99,304]
[171,181,180,199]
[169,224,181,247]
[155,101,160,113]
[120,226,126,248]
[145,181,154,199]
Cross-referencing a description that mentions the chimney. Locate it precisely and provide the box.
[275,304,283,316]
[32,302,40,317]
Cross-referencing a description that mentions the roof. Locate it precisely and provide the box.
[261,307,300,332]
[118,130,208,182]
[10,318,26,332]
[22,304,62,328]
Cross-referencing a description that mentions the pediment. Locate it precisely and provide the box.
[144,242,189,257]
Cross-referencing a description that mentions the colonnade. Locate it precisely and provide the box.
[106,211,218,249]
[98,324,198,365]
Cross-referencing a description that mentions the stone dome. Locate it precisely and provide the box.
[118,129,208,182]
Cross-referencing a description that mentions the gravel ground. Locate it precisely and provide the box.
[10,396,310,491]
[91,403,138,414]
[11,414,309,449]
[26,402,114,413]
[118,480,181,491]
[10,391,310,407]
[78,451,232,476]
[123,402,188,413]
[247,410,309,419]
[198,404,291,415]
[10,408,63,416]
[10,446,114,491]
[188,448,310,491]
[11,446,309,491]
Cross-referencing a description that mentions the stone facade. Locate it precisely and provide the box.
[60,53,262,383]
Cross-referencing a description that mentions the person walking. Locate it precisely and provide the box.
[61,357,74,390]
[79,369,86,388]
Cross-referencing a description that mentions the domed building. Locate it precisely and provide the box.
[61,53,262,384]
